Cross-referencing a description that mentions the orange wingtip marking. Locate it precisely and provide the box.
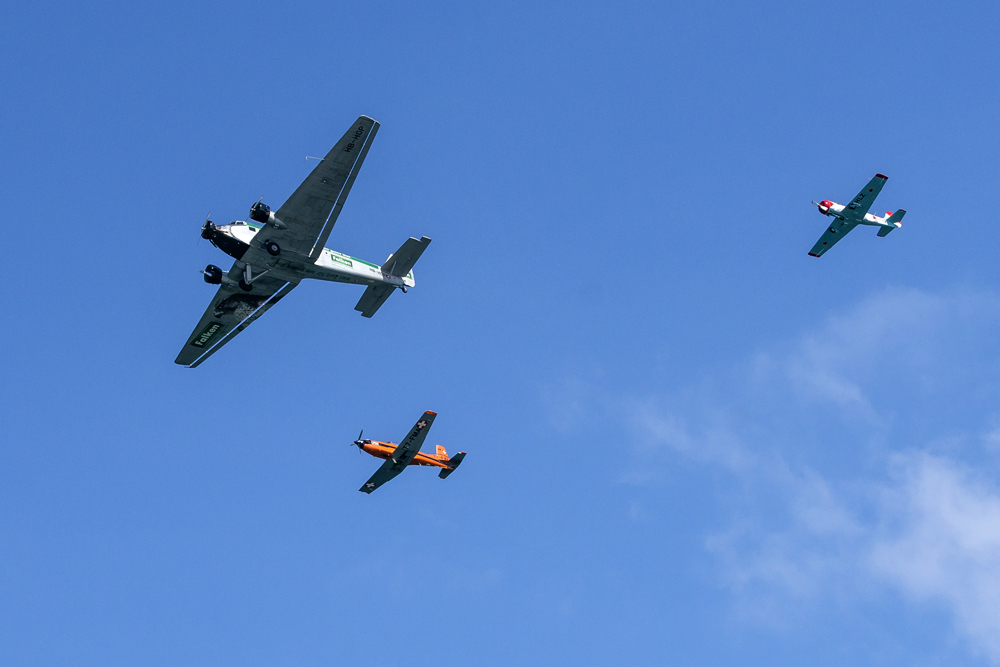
[424,411,438,416]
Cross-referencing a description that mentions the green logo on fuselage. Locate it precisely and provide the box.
[191,322,224,347]
[327,250,353,268]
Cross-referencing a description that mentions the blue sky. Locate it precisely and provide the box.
[4,0,1000,664]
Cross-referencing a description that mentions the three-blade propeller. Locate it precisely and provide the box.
[351,429,365,454]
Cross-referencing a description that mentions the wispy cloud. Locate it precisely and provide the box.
[617,287,1000,661]
[872,453,1000,661]
[630,406,752,471]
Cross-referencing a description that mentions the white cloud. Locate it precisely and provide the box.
[630,405,752,472]
[872,454,1000,661]
[623,287,1000,661]
[704,461,866,603]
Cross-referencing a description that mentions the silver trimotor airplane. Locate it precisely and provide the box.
[808,173,906,257]
[176,116,431,367]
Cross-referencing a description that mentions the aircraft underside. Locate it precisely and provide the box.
[176,115,431,368]
[201,221,411,290]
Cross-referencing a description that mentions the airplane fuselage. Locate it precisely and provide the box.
[204,220,414,290]
[358,440,452,469]
[816,200,898,229]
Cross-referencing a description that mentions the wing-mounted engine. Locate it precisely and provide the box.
[202,264,247,289]
[249,201,285,257]
[202,264,226,285]
[249,201,270,223]
[202,264,255,292]
[249,201,286,229]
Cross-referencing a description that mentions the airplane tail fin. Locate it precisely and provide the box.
[878,209,905,237]
[354,236,432,318]
[436,444,449,459]
[438,452,466,479]
[381,236,432,278]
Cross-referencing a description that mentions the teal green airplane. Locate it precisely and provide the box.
[808,173,906,257]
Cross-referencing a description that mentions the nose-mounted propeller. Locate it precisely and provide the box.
[351,429,365,453]
[200,211,217,240]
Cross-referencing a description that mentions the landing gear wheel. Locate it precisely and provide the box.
[265,240,280,256]
[239,278,253,292]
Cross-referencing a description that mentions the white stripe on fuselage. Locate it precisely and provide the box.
[820,202,894,228]
[222,221,414,288]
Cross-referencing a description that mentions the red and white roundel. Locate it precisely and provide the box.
[417,420,428,430]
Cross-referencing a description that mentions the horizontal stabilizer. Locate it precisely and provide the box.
[878,210,904,237]
[382,236,431,277]
[355,284,395,318]
[438,452,466,479]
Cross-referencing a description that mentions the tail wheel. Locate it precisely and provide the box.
[238,279,253,292]
[265,240,280,256]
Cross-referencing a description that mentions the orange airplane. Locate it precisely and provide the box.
[352,411,466,493]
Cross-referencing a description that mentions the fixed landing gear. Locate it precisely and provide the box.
[401,286,408,293]
[265,240,280,256]
[238,265,270,292]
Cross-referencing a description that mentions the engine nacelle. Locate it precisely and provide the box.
[203,264,225,284]
[248,201,286,229]
[249,201,271,224]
